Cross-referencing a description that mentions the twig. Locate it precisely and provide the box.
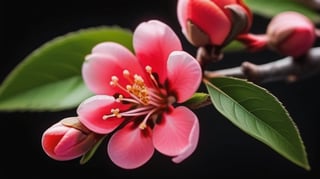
[204,47,320,84]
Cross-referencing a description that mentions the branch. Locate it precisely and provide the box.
[204,47,320,84]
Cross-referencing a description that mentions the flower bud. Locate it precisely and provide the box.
[266,11,316,58]
[41,117,101,161]
[177,0,252,47]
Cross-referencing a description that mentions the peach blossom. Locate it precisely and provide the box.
[78,20,202,169]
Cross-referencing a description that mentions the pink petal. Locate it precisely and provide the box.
[212,0,238,11]
[167,51,202,103]
[42,123,94,161]
[77,95,129,134]
[53,128,86,154]
[186,0,231,45]
[108,122,154,169]
[133,20,182,84]
[153,106,199,163]
[83,42,145,94]
[267,11,315,57]
[177,0,189,35]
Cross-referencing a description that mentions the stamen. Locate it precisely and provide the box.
[145,65,159,88]
[102,108,122,120]
[145,66,152,73]
[126,85,132,91]
[139,108,158,130]
[134,74,144,84]
[110,76,119,86]
[111,76,119,83]
[109,70,154,106]
[116,94,140,104]
[115,94,123,102]
[123,69,130,77]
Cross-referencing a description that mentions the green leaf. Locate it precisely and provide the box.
[204,77,310,170]
[223,40,246,52]
[244,0,320,23]
[0,26,133,111]
[182,92,210,109]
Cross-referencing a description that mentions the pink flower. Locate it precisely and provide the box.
[266,11,316,58]
[177,0,252,46]
[41,117,101,161]
[78,20,202,169]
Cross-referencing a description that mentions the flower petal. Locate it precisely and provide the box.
[77,95,129,134]
[133,20,182,83]
[153,106,199,162]
[42,122,95,161]
[177,0,189,35]
[108,122,154,169]
[167,51,202,103]
[267,11,316,57]
[187,0,231,45]
[83,42,144,94]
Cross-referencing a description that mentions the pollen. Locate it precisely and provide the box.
[102,108,122,120]
[111,108,122,118]
[145,65,152,73]
[123,69,130,77]
[139,123,147,130]
[128,75,149,105]
[109,70,150,105]
[145,65,159,88]
[110,76,119,86]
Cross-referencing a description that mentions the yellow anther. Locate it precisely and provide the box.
[123,69,130,77]
[145,66,152,73]
[139,123,147,130]
[115,94,124,102]
[111,108,122,118]
[118,94,124,100]
[102,108,122,120]
[110,81,116,86]
[111,76,119,83]
[134,74,144,83]
[145,65,159,88]
[111,108,120,113]
[110,76,119,87]
[126,85,132,91]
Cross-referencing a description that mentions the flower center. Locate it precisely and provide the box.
[103,65,175,130]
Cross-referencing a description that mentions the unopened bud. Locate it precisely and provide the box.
[266,11,316,58]
[177,0,252,47]
[41,117,101,161]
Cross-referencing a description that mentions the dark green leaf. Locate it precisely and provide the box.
[244,0,320,23]
[204,77,310,170]
[0,26,133,111]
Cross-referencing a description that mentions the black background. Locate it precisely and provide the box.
[2,0,320,178]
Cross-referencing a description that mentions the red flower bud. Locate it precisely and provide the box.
[266,11,316,58]
[41,117,101,161]
[177,0,252,47]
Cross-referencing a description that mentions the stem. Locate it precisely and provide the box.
[197,45,223,70]
[204,47,320,84]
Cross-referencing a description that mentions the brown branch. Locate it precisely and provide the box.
[204,47,320,84]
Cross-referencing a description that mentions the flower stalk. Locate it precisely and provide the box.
[204,47,320,84]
